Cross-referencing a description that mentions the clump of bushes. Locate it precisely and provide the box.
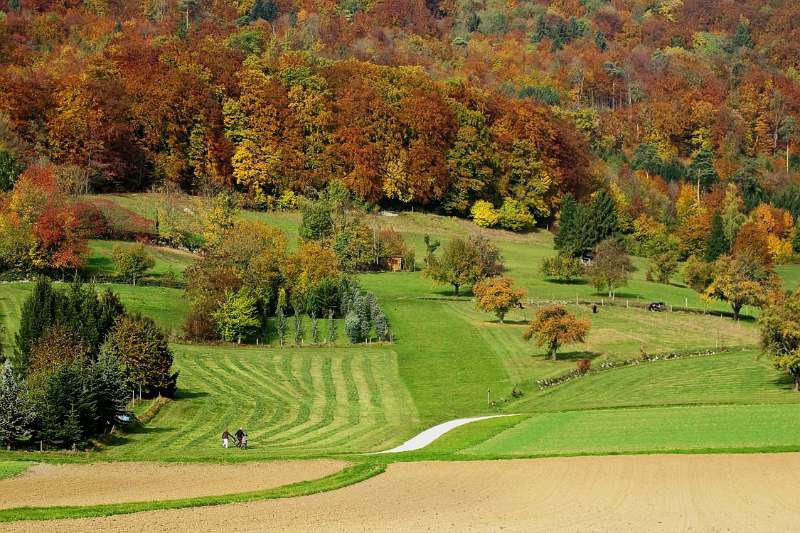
[540,254,583,282]
[342,287,390,343]
[470,198,535,231]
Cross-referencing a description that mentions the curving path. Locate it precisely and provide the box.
[376,414,517,454]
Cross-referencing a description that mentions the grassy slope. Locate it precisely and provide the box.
[465,404,800,456]
[0,283,189,351]
[86,240,194,281]
[102,343,418,460]
[514,348,799,412]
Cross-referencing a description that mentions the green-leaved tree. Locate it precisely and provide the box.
[113,243,155,285]
[212,289,260,344]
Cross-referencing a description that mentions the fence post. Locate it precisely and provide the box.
[626,300,629,308]
[601,298,604,306]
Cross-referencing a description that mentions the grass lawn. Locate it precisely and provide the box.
[0,461,32,480]
[101,343,419,460]
[86,240,194,281]
[513,348,799,412]
[0,282,189,348]
[464,403,800,456]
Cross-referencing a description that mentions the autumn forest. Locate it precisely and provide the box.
[2,1,800,262]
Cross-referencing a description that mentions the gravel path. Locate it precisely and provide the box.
[16,453,800,532]
[375,414,516,453]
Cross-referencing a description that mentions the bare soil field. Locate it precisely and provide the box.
[0,460,346,508]
[10,453,800,532]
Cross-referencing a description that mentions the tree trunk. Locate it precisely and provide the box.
[794,373,800,392]
[499,312,505,324]
[453,284,460,296]
[550,342,559,361]
[732,303,742,321]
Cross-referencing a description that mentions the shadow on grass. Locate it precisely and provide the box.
[770,373,797,391]
[543,279,588,286]
[546,350,602,362]
[173,389,210,400]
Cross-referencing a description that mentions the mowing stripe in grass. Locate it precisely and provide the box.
[0,462,385,523]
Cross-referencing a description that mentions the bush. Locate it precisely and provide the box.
[683,255,714,292]
[113,243,155,285]
[470,200,500,228]
[344,310,362,343]
[576,358,592,374]
[74,202,110,238]
[646,250,679,284]
[541,254,583,282]
[497,198,535,231]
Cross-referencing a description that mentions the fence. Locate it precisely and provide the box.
[524,295,753,321]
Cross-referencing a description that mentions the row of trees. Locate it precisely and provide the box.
[0,278,176,449]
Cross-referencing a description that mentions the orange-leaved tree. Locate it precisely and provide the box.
[524,305,590,361]
[473,276,526,323]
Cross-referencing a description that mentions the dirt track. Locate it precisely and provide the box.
[10,453,800,532]
[0,460,346,508]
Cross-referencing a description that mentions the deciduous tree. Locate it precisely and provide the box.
[704,254,778,320]
[524,305,590,361]
[113,243,155,285]
[473,276,526,323]
[586,239,632,298]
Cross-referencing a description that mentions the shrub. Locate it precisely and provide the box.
[113,243,155,285]
[497,198,535,231]
[646,250,679,284]
[682,255,714,292]
[74,202,110,238]
[576,358,592,374]
[470,200,500,228]
[211,289,260,344]
[541,254,583,282]
[344,310,362,343]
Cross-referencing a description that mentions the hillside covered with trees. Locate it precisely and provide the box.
[1,0,800,216]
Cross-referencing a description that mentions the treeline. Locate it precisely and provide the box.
[0,278,176,450]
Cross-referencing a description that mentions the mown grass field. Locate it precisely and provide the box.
[514,348,799,412]
[102,343,418,460]
[464,404,800,456]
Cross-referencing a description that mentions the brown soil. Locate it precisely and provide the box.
[13,453,800,532]
[0,460,346,509]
